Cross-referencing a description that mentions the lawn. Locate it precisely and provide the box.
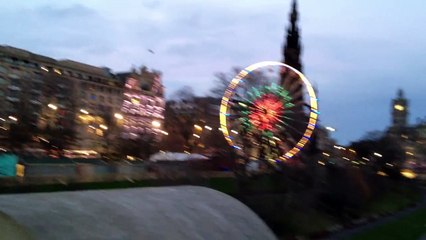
[364,189,421,216]
[350,207,426,240]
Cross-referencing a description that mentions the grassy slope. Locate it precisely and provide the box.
[350,207,426,240]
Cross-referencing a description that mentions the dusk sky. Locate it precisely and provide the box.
[0,0,425,145]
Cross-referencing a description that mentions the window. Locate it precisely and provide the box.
[8,73,19,79]
[0,77,7,85]
[141,84,150,91]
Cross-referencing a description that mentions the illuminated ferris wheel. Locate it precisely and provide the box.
[219,61,319,164]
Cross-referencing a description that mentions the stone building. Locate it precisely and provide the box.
[0,45,164,152]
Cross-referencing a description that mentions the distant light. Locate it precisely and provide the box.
[204,125,212,131]
[161,130,169,135]
[193,133,200,138]
[231,130,239,134]
[152,120,161,128]
[343,157,350,161]
[272,136,281,142]
[333,145,345,150]
[126,155,135,161]
[352,161,359,165]
[80,109,89,114]
[325,126,336,132]
[8,116,18,121]
[349,149,356,153]
[218,128,223,132]
[38,137,49,143]
[54,69,62,75]
[362,157,370,161]
[406,151,414,156]
[0,118,5,122]
[394,104,405,111]
[317,160,325,166]
[48,103,58,110]
[99,124,108,130]
[400,169,416,179]
[40,66,49,72]
[238,102,247,107]
[385,163,394,167]
[374,152,383,157]
[114,113,123,119]
[184,151,191,154]
[131,98,140,105]
[377,171,388,176]
[194,124,202,131]
[322,152,330,157]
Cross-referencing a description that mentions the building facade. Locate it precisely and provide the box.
[0,45,164,152]
[117,67,165,140]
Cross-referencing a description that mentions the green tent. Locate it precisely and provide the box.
[0,153,18,177]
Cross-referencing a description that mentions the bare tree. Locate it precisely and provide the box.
[163,86,197,152]
[209,67,273,98]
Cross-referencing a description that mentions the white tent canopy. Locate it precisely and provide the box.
[149,152,208,162]
[0,186,276,240]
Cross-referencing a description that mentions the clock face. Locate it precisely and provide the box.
[394,104,405,111]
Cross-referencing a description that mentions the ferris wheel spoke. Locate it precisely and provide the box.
[277,118,309,137]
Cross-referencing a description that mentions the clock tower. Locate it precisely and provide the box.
[392,89,408,128]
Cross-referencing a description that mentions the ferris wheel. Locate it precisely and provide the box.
[219,61,319,164]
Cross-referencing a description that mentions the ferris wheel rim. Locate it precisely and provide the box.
[219,61,319,161]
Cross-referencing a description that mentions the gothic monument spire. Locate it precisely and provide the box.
[283,0,302,72]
